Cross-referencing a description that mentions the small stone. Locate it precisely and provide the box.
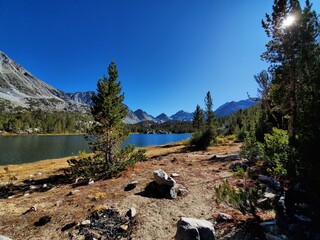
[294,214,312,223]
[210,155,217,160]
[124,181,138,191]
[171,173,180,178]
[81,219,91,225]
[126,207,137,218]
[22,206,37,215]
[36,172,43,176]
[88,179,94,185]
[216,213,234,222]
[75,177,84,183]
[119,224,128,231]
[171,157,177,163]
[42,184,47,188]
[29,185,37,190]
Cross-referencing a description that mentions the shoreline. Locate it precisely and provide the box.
[0,141,187,183]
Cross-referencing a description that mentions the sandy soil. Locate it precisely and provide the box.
[0,142,262,240]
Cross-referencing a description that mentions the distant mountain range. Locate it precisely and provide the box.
[0,50,258,123]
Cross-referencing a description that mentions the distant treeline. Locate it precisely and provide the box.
[127,120,194,134]
[0,104,261,135]
[0,110,93,134]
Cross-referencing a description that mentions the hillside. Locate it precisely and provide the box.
[0,51,85,112]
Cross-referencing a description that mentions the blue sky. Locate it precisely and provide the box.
[0,0,319,116]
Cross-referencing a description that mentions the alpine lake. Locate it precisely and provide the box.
[0,133,190,165]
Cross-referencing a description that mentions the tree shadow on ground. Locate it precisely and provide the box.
[0,173,74,199]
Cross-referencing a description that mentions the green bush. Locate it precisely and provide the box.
[240,134,262,161]
[215,179,260,216]
[190,129,216,150]
[66,145,146,179]
[262,128,290,176]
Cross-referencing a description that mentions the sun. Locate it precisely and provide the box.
[282,15,295,27]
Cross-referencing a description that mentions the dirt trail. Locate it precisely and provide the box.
[0,143,242,240]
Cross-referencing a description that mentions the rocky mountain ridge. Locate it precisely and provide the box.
[0,51,86,112]
[0,50,258,124]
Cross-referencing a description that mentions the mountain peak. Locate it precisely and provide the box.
[0,50,86,112]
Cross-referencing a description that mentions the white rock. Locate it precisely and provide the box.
[126,207,137,218]
[171,173,180,177]
[175,217,215,240]
[153,169,176,187]
[81,220,91,225]
[88,179,94,185]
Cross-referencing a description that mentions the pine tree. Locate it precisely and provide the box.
[91,61,128,168]
[192,104,204,132]
[204,91,217,140]
[261,0,320,177]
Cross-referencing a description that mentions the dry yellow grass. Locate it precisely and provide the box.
[0,141,186,183]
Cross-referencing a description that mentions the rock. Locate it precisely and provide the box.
[260,221,280,235]
[153,169,176,187]
[126,207,137,218]
[75,177,84,183]
[216,213,233,222]
[264,192,276,201]
[170,184,189,199]
[229,162,248,172]
[29,185,37,190]
[171,157,177,163]
[67,189,80,196]
[258,175,282,192]
[81,219,91,225]
[264,233,288,240]
[42,183,47,188]
[294,214,312,223]
[175,217,215,240]
[119,224,128,231]
[61,221,77,231]
[22,206,37,215]
[124,181,138,191]
[88,179,94,185]
[0,236,13,240]
[210,155,217,160]
[171,173,180,178]
[34,215,52,226]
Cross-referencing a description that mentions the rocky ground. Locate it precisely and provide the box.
[0,142,275,240]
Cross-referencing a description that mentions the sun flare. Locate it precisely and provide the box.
[282,15,295,27]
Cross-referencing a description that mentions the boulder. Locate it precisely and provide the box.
[153,169,176,187]
[175,217,215,240]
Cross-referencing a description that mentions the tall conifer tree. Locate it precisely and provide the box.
[91,61,128,168]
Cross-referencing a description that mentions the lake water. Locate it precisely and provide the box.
[0,133,190,165]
